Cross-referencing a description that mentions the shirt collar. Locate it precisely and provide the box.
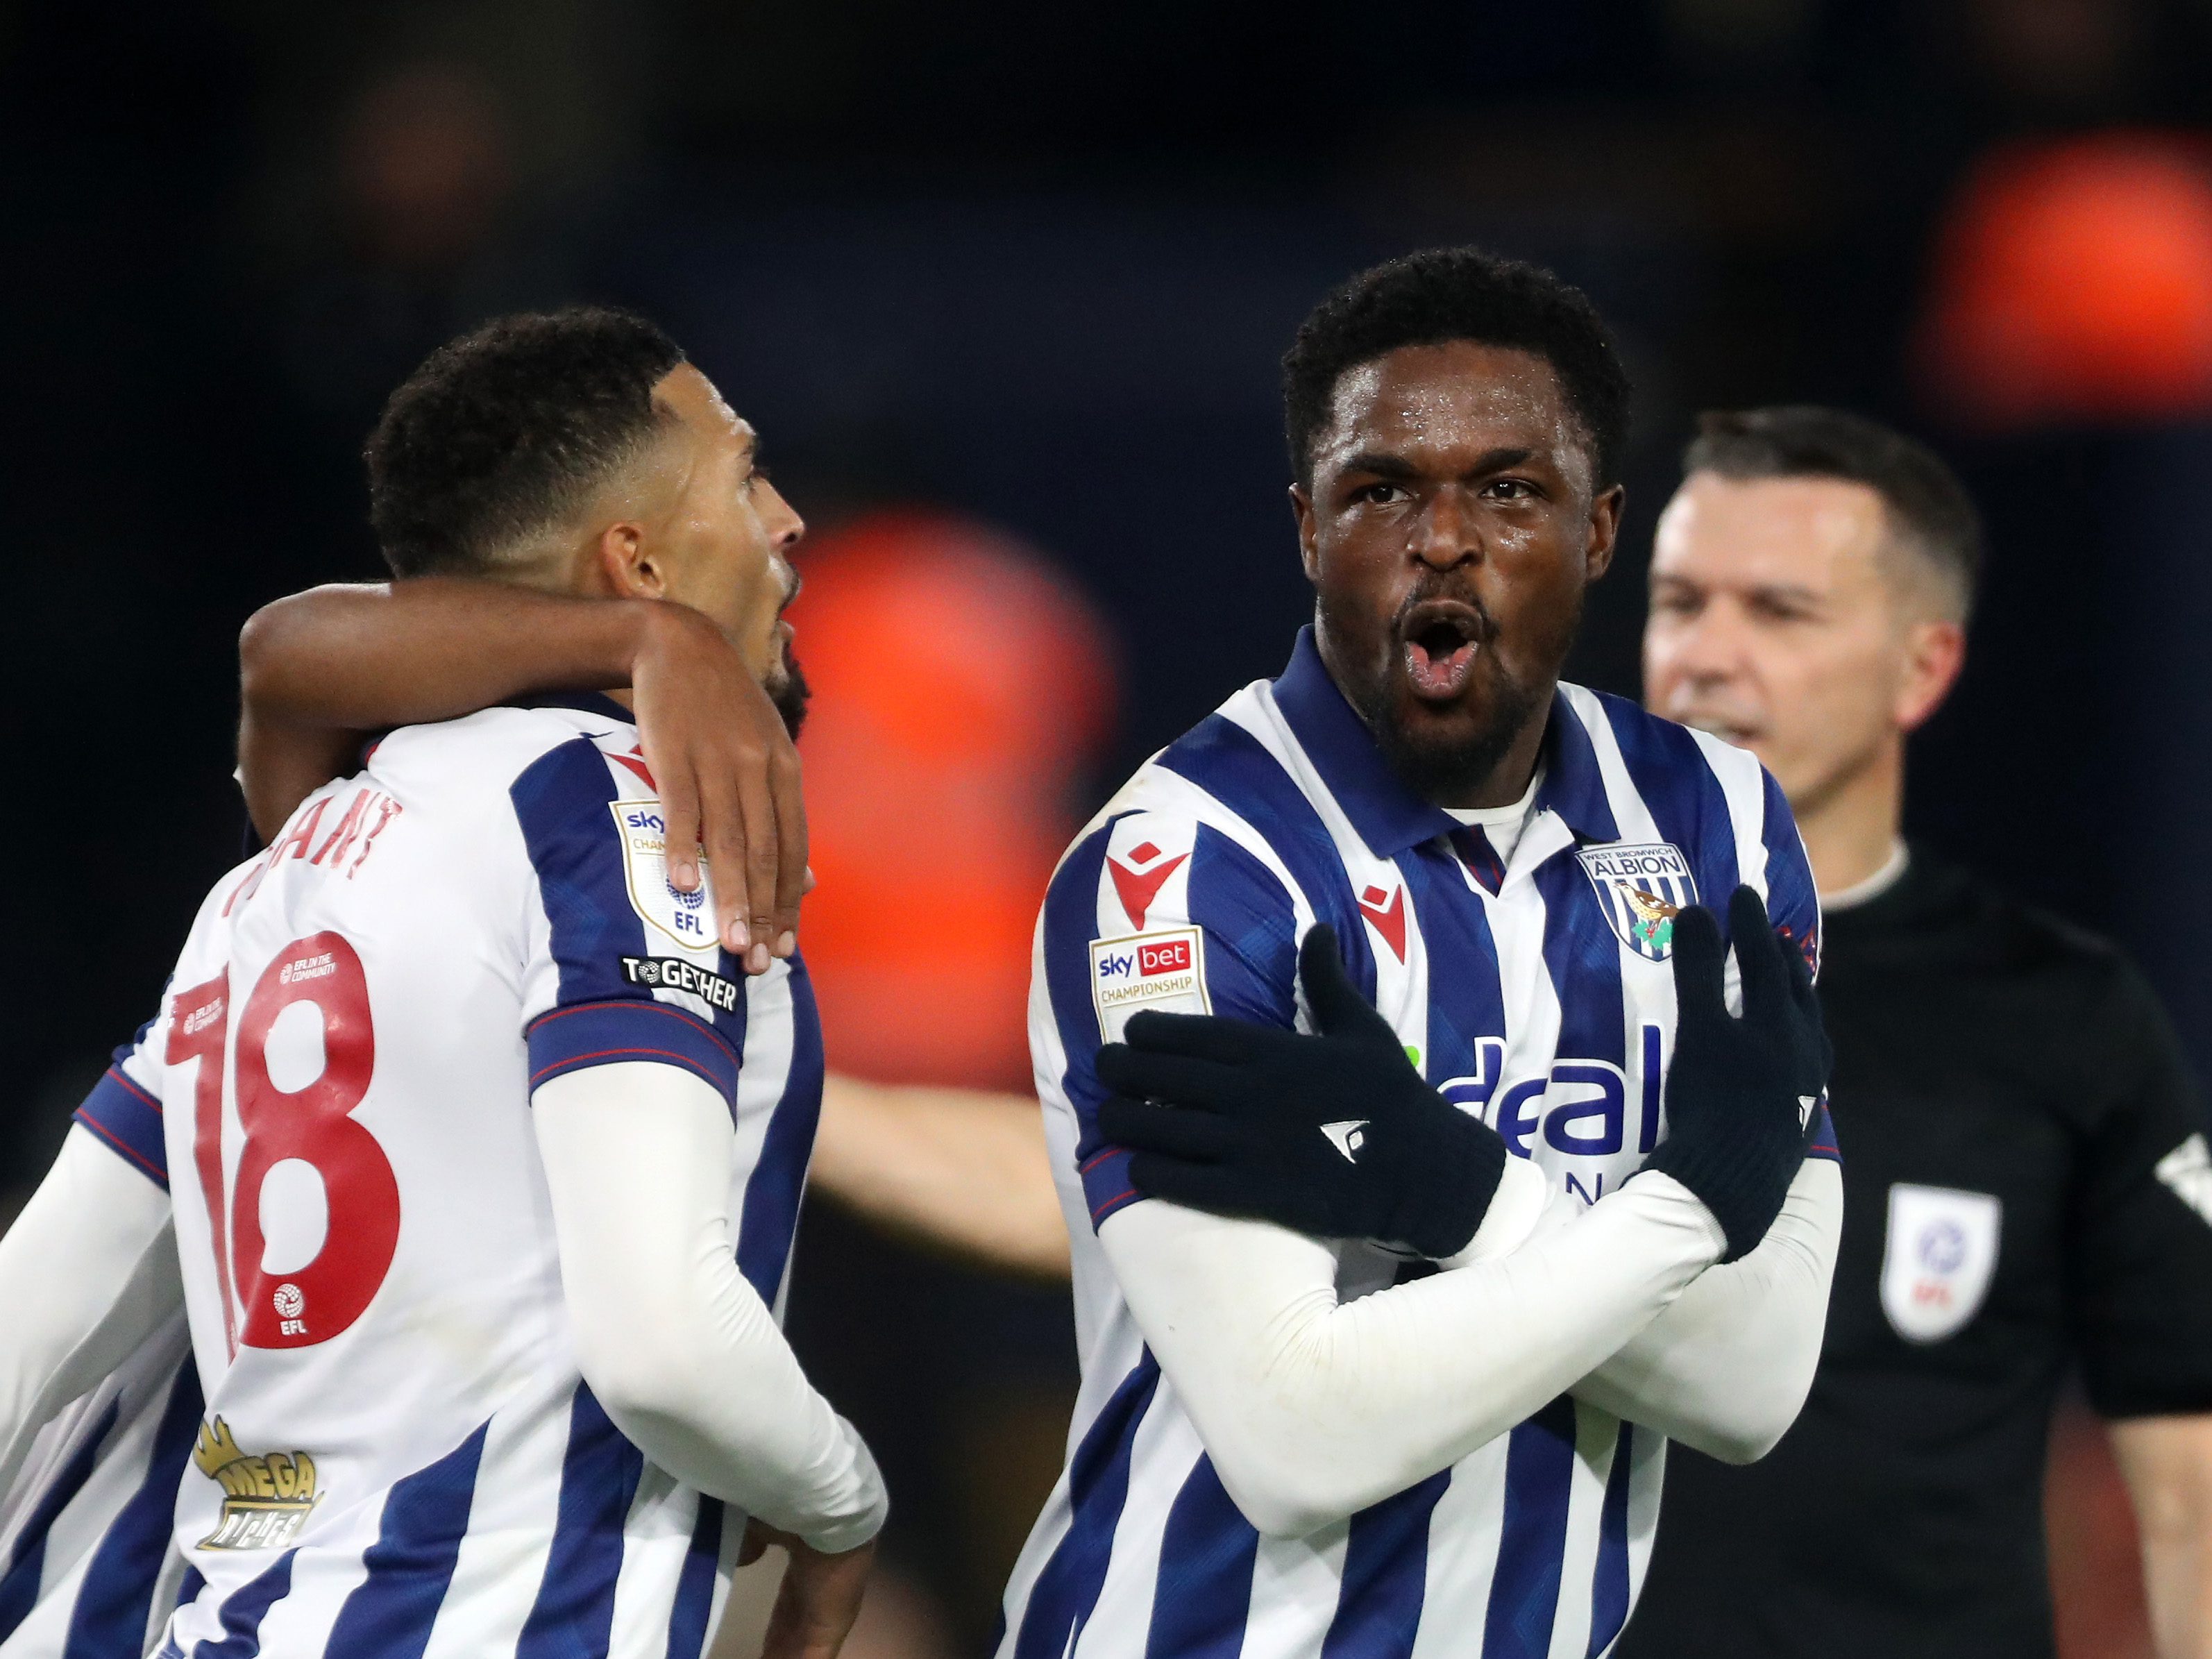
[507,689,637,725]
[1270,625,1617,858]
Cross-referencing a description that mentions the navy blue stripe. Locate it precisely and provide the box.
[74,1069,168,1188]
[1807,1101,1842,1164]
[735,957,822,1304]
[1183,825,1301,1027]
[1040,821,1134,1223]
[665,1497,724,1659]
[516,1383,647,1659]
[1533,856,1628,1168]
[510,736,750,1057]
[1157,714,1376,1000]
[1011,1354,1160,1659]
[65,1360,203,1659]
[1596,698,1739,927]
[1533,693,1621,845]
[1585,1422,1636,1657]
[1145,1456,1258,1659]
[1481,1395,1579,1659]
[525,1000,739,1106]
[185,1551,294,1659]
[1756,767,1821,971]
[1322,1472,1451,1659]
[0,1397,123,1639]
[1400,843,1508,1096]
[321,1422,487,1659]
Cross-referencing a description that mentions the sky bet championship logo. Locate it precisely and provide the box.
[193,1417,321,1550]
[1089,925,1210,1041]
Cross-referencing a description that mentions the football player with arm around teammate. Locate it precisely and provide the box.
[1623,407,2212,1659]
[0,308,885,1659]
[996,250,1842,1659]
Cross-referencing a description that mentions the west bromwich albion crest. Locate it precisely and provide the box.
[1576,842,1698,961]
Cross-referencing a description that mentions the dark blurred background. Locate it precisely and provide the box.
[6,0,2212,1651]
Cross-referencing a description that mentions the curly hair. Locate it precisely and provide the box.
[1281,249,1633,490]
[366,307,687,577]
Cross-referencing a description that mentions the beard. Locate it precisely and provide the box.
[769,639,811,741]
[1332,577,1572,805]
[1371,659,1546,803]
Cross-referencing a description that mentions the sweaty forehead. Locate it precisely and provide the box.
[1315,342,1583,478]
[652,363,748,447]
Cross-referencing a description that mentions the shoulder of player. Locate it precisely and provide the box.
[1046,751,1303,925]
[1559,683,1784,855]
[366,706,647,817]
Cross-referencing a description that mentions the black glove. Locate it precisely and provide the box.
[1094,924,1508,1259]
[1639,884,1832,1262]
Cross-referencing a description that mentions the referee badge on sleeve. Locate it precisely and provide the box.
[1881,1184,2002,1343]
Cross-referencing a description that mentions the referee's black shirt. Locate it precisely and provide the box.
[1621,845,2212,1659]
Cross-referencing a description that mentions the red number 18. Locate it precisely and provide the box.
[165,932,398,1351]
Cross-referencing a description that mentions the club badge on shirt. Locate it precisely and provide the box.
[1090,925,1209,1042]
[1576,842,1698,962]
[609,800,718,954]
[1881,1183,2002,1342]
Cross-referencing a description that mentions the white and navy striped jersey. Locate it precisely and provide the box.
[0,1315,196,1659]
[1003,629,1835,1659]
[69,691,822,1659]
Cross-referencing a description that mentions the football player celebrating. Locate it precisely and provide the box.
[995,250,1842,1658]
[0,309,884,1659]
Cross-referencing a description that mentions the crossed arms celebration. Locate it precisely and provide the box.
[234,578,1842,1542]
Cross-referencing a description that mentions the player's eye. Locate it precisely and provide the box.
[1352,482,1408,505]
[1484,478,1539,500]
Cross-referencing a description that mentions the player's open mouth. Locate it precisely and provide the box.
[1400,600,1485,701]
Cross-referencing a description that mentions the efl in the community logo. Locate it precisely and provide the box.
[193,1417,321,1550]
[1576,843,1698,961]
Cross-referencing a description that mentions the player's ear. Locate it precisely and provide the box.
[1291,483,1320,582]
[592,522,666,600]
[1585,484,1625,582]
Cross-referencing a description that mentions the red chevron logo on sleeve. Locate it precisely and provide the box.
[1358,884,1406,962]
[1108,841,1189,931]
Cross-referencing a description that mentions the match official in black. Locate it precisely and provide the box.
[1621,407,2212,1658]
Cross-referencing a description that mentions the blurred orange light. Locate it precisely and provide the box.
[788,510,1117,1090]
[1918,134,2212,428]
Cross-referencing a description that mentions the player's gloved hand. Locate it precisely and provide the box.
[1636,884,1832,1263]
[1094,923,1508,1260]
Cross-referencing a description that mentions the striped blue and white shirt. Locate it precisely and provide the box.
[57,691,822,1659]
[1003,628,1834,1659]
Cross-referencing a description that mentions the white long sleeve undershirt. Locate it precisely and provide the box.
[0,1126,180,1510]
[1097,1170,1728,1540]
[532,1061,886,1553]
[1572,1156,1841,1461]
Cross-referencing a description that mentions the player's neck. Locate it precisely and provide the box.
[602,688,636,713]
[1793,743,1905,900]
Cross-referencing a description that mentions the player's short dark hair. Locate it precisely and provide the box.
[1281,248,1634,491]
[1684,406,1983,622]
[366,306,688,577]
